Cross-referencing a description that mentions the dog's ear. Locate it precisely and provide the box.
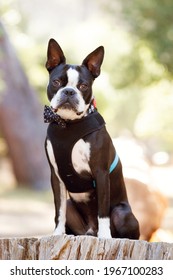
[82,46,104,78]
[45,39,66,72]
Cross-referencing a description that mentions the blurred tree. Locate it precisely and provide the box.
[0,20,49,190]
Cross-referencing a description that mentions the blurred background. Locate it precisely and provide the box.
[0,0,173,241]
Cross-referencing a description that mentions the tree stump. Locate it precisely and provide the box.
[0,235,172,260]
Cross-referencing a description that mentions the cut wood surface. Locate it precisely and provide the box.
[0,235,173,260]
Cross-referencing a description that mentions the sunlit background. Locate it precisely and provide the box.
[0,0,173,241]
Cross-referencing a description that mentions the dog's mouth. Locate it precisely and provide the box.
[51,107,58,113]
[51,100,83,116]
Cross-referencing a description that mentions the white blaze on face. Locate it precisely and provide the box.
[50,68,89,120]
[66,68,79,87]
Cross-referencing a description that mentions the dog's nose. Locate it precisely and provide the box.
[63,88,76,96]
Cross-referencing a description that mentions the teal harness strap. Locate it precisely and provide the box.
[109,153,119,173]
[93,153,119,188]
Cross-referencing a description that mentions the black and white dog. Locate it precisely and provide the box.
[44,39,139,239]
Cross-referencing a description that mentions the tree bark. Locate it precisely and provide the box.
[0,235,172,260]
[0,21,49,190]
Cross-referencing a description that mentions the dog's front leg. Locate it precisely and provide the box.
[45,139,67,235]
[96,172,112,239]
[51,168,67,235]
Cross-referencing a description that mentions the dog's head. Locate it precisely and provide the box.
[45,39,104,120]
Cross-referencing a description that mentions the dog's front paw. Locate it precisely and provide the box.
[98,217,112,239]
[97,230,112,239]
[53,225,65,236]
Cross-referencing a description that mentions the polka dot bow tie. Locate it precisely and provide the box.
[43,105,66,128]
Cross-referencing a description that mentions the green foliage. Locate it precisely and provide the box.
[100,0,173,152]
[120,0,173,75]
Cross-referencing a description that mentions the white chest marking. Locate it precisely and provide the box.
[72,139,91,174]
[69,192,91,203]
[46,139,67,235]
[70,139,92,204]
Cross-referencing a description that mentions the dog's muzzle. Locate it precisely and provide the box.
[57,88,80,112]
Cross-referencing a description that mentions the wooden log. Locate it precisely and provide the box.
[0,235,173,260]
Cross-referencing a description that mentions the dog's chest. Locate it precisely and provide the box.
[46,137,92,202]
[46,124,92,179]
[46,112,105,192]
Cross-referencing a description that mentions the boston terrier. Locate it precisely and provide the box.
[44,38,140,239]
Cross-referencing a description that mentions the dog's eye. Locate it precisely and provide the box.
[79,84,88,91]
[52,79,61,87]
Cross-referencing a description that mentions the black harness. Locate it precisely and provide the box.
[47,111,105,193]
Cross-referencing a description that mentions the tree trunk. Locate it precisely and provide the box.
[0,21,49,190]
[0,235,172,260]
